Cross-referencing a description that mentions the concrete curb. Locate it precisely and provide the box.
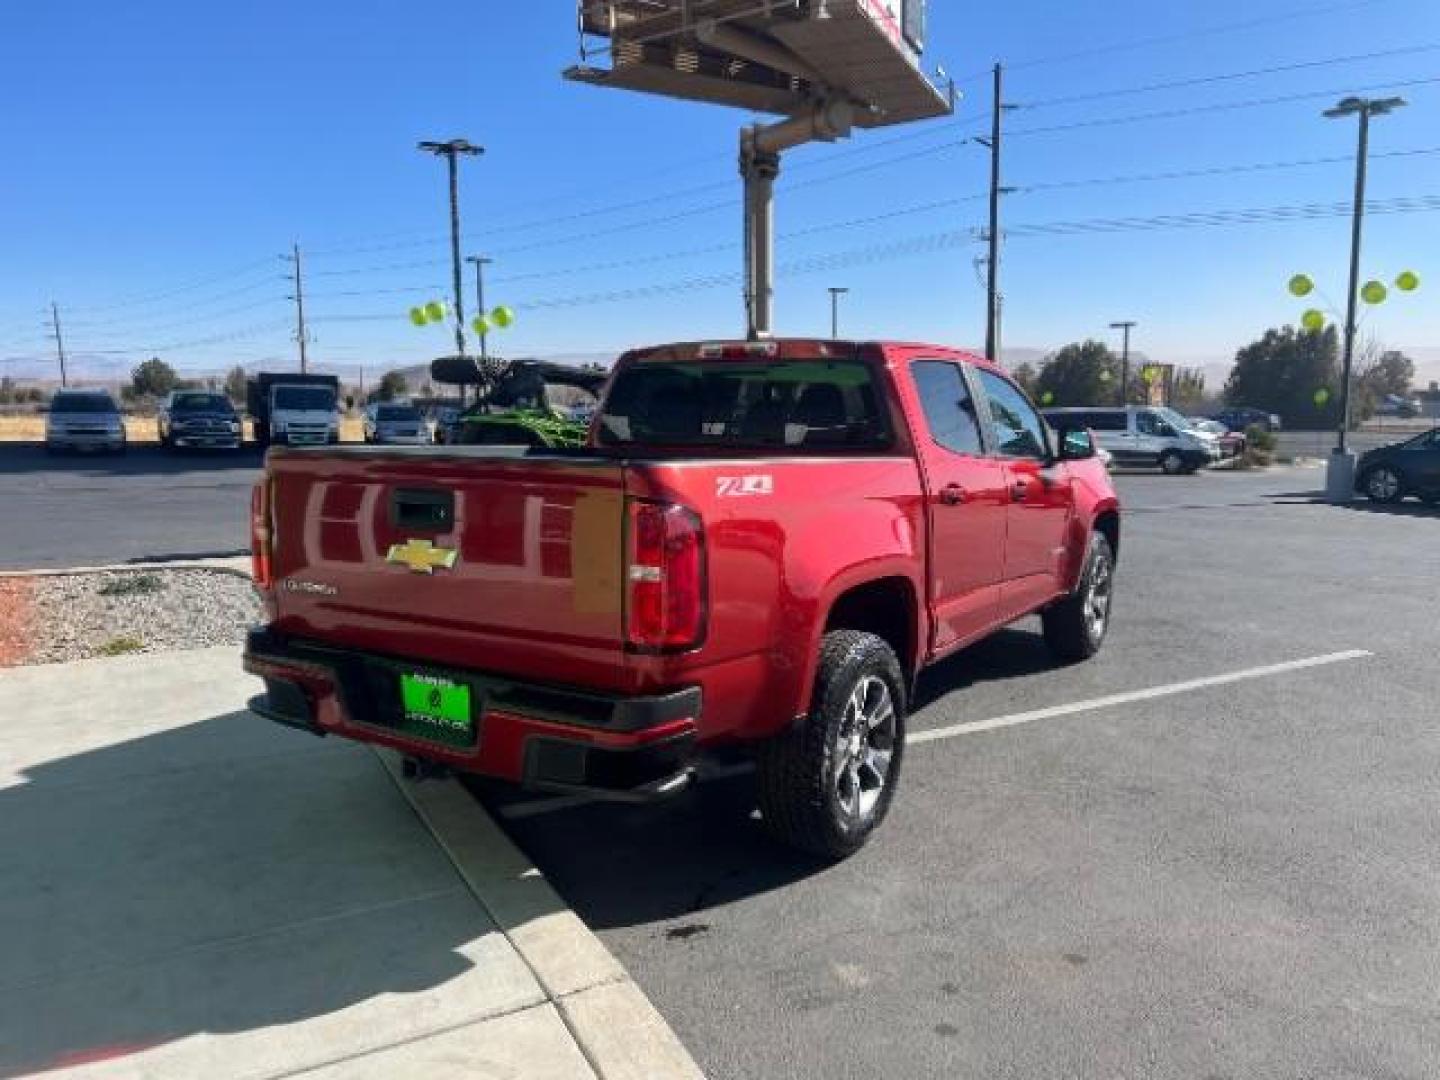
[0,556,252,580]
[375,751,704,1080]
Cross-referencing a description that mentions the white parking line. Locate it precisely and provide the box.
[909,649,1373,744]
[494,651,1373,820]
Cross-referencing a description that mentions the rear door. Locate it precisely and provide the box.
[907,358,1007,652]
[972,367,1075,618]
[1407,429,1440,493]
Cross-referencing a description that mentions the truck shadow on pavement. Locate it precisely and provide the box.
[0,442,266,477]
[473,629,1062,934]
[0,712,491,1079]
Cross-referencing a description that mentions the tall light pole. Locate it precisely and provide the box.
[1323,95,1405,462]
[418,139,484,362]
[828,286,849,339]
[1110,320,1136,404]
[466,255,494,361]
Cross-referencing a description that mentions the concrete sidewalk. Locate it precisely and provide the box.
[0,646,701,1079]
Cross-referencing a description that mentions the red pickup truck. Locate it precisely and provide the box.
[245,339,1120,858]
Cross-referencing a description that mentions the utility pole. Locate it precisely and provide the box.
[828,286,849,339]
[1110,321,1136,404]
[465,255,494,361]
[47,302,68,387]
[419,139,484,362]
[283,243,309,373]
[980,63,1007,364]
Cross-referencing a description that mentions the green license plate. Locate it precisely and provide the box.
[398,672,475,748]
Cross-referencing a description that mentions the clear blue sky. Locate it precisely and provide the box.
[2,0,1438,386]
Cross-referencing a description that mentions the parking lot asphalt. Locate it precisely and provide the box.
[474,465,1440,1080]
[0,444,262,569]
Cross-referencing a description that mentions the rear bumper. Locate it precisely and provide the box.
[242,628,700,800]
[173,434,242,449]
[47,433,124,451]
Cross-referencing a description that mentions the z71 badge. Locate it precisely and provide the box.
[716,475,774,498]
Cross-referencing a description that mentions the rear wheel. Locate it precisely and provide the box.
[1160,450,1186,475]
[1042,533,1115,662]
[1362,465,1404,504]
[756,630,905,860]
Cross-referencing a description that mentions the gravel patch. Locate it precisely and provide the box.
[20,570,261,665]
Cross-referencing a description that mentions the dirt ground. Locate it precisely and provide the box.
[0,579,35,667]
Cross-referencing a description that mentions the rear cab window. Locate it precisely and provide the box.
[598,358,892,452]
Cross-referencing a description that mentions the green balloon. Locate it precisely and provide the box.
[408,307,427,327]
[424,300,447,323]
[1040,390,1054,405]
[471,315,491,336]
[491,305,515,329]
[1314,388,1331,407]
[1288,273,1315,298]
[1395,270,1420,292]
[1141,366,1159,385]
[1360,280,1387,305]
[1301,308,1326,332]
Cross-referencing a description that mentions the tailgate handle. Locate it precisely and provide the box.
[391,489,454,531]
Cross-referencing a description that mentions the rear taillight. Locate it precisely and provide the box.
[626,500,706,650]
[250,481,273,589]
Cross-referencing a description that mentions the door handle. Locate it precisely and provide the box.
[939,483,966,506]
[1010,479,1030,502]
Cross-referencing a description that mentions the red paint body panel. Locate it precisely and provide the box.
[249,340,1120,782]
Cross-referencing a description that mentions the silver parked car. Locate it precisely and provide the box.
[363,402,432,445]
[45,389,127,454]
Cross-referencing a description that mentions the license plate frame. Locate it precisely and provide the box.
[397,671,477,749]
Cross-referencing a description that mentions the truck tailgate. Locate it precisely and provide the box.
[265,448,631,691]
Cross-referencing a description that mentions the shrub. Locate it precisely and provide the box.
[98,574,165,597]
[98,636,145,656]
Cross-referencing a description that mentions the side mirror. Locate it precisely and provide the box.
[1057,426,1096,461]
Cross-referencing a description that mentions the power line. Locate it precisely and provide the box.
[976,0,1400,78]
[303,193,1440,320]
[1011,75,1440,138]
[1018,145,1440,194]
[1025,42,1440,110]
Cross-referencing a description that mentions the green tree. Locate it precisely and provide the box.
[224,365,248,404]
[1034,341,1120,407]
[1169,367,1207,410]
[373,370,409,402]
[0,375,15,404]
[1011,361,1038,396]
[1224,325,1340,428]
[130,356,179,399]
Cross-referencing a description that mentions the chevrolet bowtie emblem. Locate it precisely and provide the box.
[385,539,458,574]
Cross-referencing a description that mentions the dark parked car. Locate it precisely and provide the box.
[1355,427,1440,505]
[158,391,243,451]
[1213,406,1281,433]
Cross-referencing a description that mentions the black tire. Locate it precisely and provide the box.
[1042,532,1116,663]
[1160,450,1186,475]
[1361,465,1404,504]
[756,630,906,860]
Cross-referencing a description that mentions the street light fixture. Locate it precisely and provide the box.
[828,286,849,339]
[1321,95,1406,501]
[418,139,484,362]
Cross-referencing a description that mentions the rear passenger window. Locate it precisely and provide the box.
[1091,412,1128,432]
[911,361,984,455]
